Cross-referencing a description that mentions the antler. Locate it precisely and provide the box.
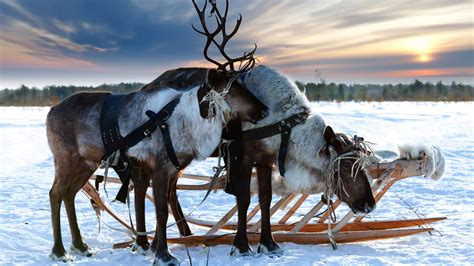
[192,0,257,74]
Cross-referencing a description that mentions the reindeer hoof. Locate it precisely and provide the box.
[257,242,283,257]
[70,244,95,257]
[132,241,151,255]
[153,250,180,265]
[49,251,73,262]
[230,245,254,257]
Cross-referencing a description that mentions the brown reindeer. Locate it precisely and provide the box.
[136,66,377,257]
[130,0,375,260]
[46,2,267,264]
[130,0,376,258]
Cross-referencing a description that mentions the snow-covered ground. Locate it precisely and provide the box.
[0,102,473,265]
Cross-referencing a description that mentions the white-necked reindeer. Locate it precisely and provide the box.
[141,65,377,256]
[129,0,377,258]
[46,1,267,264]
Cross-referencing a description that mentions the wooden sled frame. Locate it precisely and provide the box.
[82,155,446,247]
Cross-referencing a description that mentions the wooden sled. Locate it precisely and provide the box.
[82,155,446,247]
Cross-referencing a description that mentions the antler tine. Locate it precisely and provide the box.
[192,0,224,69]
[192,0,257,74]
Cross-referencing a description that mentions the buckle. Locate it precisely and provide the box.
[160,110,170,121]
[143,129,151,137]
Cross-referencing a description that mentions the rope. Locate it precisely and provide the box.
[393,192,443,236]
[205,245,211,266]
[81,190,134,237]
[324,145,338,250]
[322,136,377,250]
[200,75,236,123]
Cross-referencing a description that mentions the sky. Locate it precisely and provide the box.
[0,0,473,89]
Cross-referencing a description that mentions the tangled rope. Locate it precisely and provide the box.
[322,136,377,249]
[200,74,237,123]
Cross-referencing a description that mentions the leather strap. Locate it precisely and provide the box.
[278,124,292,176]
[221,120,243,196]
[241,112,308,141]
[124,97,180,148]
[143,97,181,170]
[100,94,127,157]
[158,123,181,170]
[99,95,181,203]
[241,112,308,177]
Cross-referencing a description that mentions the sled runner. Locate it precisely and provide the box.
[82,153,446,247]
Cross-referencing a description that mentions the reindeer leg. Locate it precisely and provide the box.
[63,163,95,257]
[49,178,68,260]
[256,166,282,255]
[169,176,192,236]
[231,161,253,256]
[133,170,151,253]
[151,167,179,265]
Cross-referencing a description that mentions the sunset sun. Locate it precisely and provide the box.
[406,37,433,63]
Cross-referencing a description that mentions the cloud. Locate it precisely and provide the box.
[0,0,472,87]
[0,5,109,71]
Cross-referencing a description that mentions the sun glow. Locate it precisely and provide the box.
[406,37,434,63]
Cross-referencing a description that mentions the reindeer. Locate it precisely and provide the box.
[131,0,377,258]
[46,2,267,264]
[139,65,377,256]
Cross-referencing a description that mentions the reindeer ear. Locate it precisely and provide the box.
[207,69,226,92]
[323,126,337,145]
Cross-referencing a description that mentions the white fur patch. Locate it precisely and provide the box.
[243,66,330,195]
[398,143,445,180]
[276,167,318,194]
[131,242,150,256]
[49,252,73,262]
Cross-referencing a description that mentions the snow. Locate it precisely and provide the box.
[0,102,473,265]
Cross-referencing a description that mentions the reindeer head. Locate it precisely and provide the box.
[322,126,376,215]
[193,0,267,124]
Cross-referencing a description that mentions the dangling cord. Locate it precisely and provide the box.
[214,139,227,176]
[99,150,121,197]
[126,189,137,240]
[325,145,339,250]
[100,160,110,197]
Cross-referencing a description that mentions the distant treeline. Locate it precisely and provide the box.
[296,80,473,102]
[1,79,473,106]
[0,83,144,106]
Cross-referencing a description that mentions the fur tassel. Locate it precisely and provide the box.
[398,143,445,181]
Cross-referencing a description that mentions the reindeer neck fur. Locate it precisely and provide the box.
[121,87,225,164]
[243,65,331,194]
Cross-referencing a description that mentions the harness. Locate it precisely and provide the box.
[99,94,181,203]
[241,111,309,177]
[222,111,309,196]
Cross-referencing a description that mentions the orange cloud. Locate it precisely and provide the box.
[381,67,473,78]
[0,37,103,70]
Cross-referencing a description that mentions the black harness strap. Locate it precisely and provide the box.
[100,94,127,156]
[278,123,292,176]
[123,97,180,149]
[140,97,181,170]
[100,95,181,203]
[220,120,243,196]
[157,120,181,170]
[241,112,308,141]
[241,112,308,177]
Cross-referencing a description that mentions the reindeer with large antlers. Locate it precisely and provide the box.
[46,1,266,264]
[135,0,377,259]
